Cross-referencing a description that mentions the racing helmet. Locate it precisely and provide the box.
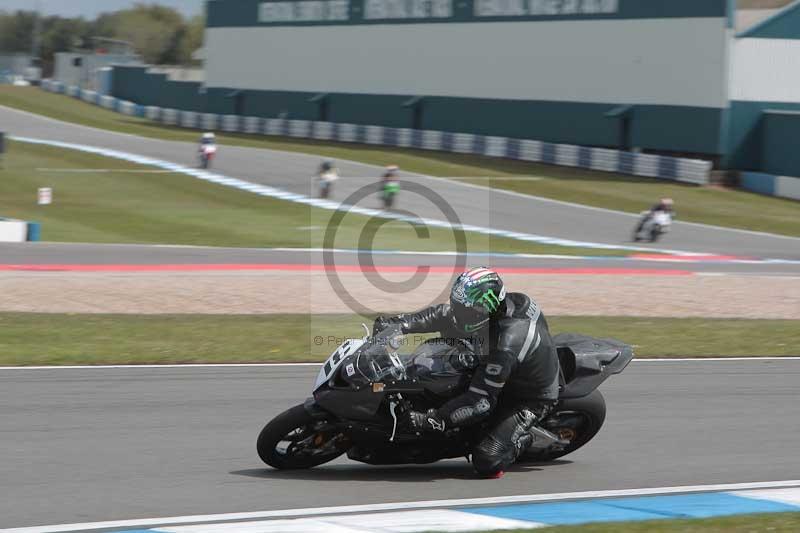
[202,132,216,140]
[450,267,506,334]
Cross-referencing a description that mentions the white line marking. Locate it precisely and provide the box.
[438,176,544,181]
[6,243,800,266]
[158,511,543,533]
[35,168,176,174]
[5,480,800,533]
[1,357,799,371]
[738,488,800,507]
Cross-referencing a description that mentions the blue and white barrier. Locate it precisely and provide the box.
[741,172,800,201]
[39,79,713,185]
[0,218,40,242]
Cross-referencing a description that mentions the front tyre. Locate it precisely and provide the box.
[257,404,347,469]
[521,389,606,463]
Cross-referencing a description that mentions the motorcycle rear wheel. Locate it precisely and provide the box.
[257,404,347,469]
[520,389,606,463]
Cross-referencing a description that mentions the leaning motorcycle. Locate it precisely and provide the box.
[382,180,399,209]
[257,326,633,470]
[318,170,338,199]
[199,144,217,169]
[633,210,672,242]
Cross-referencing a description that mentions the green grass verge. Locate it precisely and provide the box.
[0,313,797,366]
[0,140,627,255]
[466,512,800,532]
[2,86,798,236]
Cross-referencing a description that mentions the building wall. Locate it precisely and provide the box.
[54,53,141,89]
[110,0,732,156]
[728,2,800,174]
[205,19,729,108]
[762,110,800,176]
[112,66,208,110]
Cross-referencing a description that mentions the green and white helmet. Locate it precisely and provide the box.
[450,267,506,333]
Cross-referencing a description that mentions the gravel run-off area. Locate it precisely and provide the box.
[2,271,799,319]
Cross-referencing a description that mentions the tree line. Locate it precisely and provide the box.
[0,4,204,74]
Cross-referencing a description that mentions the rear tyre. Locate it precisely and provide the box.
[257,404,347,469]
[520,389,606,463]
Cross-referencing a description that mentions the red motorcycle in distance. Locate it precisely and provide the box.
[199,133,218,169]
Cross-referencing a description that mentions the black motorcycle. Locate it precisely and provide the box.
[257,327,633,470]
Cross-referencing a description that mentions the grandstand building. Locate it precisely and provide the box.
[109,0,800,177]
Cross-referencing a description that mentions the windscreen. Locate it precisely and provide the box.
[354,341,406,383]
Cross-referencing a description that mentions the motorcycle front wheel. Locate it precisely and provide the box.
[520,389,606,463]
[649,226,661,242]
[257,404,347,469]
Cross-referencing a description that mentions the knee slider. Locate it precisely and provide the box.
[472,450,504,477]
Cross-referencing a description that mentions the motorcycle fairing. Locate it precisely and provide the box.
[314,338,366,392]
[553,333,633,399]
[315,386,385,421]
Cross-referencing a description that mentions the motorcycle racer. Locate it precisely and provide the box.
[317,160,339,198]
[198,132,218,169]
[381,165,400,209]
[634,197,675,237]
[373,267,560,478]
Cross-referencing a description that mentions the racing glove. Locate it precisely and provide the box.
[373,316,393,335]
[405,408,446,434]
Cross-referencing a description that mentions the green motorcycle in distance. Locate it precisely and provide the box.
[382,180,400,209]
[381,165,400,209]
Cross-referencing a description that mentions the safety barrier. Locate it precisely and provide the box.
[0,218,40,242]
[740,172,800,201]
[40,79,712,185]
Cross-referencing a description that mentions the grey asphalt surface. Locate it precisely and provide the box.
[2,105,799,260]
[3,242,800,275]
[2,360,800,529]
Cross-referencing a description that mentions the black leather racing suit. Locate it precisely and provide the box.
[383,292,560,475]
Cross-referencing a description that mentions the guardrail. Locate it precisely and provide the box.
[740,172,800,201]
[41,79,712,185]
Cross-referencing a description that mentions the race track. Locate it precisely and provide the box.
[2,105,799,260]
[2,103,799,532]
[2,242,800,276]
[2,360,799,529]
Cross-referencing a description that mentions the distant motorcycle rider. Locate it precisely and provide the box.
[381,165,400,209]
[634,197,675,235]
[200,132,216,146]
[373,267,560,478]
[317,160,339,199]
